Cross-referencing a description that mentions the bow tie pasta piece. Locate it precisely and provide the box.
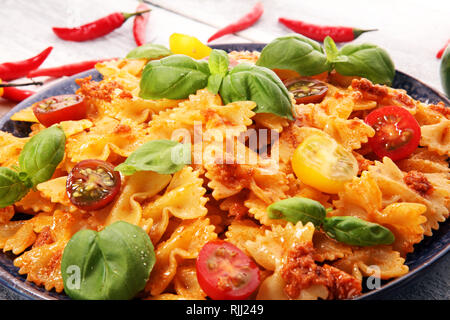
[173,262,207,300]
[0,131,28,167]
[332,245,408,280]
[373,203,427,255]
[420,119,450,156]
[105,170,172,227]
[312,230,353,263]
[13,210,93,292]
[66,116,153,163]
[36,176,75,211]
[96,58,148,94]
[368,157,449,236]
[397,148,450,174]
[224,219,265,255]
[142,167,208,243]
[145,218,217,296]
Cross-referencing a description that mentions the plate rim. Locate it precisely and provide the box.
[0,43,448,300]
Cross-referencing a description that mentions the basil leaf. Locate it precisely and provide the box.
[207,73,224,94]
[323,36,348,64]
[334,43,395,85]
[139,54,210,100]
[115,139,191,176]
[256,34,330,76]
[208,49,229,76]
[126,43,172,60]
[322,216,395,246]
[0,167,29,208]
[220,63,294,120]
[18,126,66,188]
[267,197,326,227]
[61,221,155,300]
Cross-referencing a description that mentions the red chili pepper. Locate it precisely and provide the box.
[27,58,116,78]
[52,9,151,42]
[278,17,376,42]
[0,47,53,81]
[436,39,450,59]
[133,3,151,46]
[1,87,35,102]
[207,2,264,43]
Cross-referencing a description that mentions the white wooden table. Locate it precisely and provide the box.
[0,0,449,300]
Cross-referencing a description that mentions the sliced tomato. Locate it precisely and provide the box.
[284,78,328,104]
[365,106,421,161]
[292,134,358,194]
[196,240,260,300]
[32,94,86,127]
[66,160,121,211]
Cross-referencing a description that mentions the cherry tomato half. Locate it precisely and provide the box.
[66,160,121,211]
[365,106,421,161]
[292,134,358,194]
[196,240,260,300]
[32,94,86,127]
[284,78,328,104]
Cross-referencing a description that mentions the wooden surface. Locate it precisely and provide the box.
[0,0,449,300]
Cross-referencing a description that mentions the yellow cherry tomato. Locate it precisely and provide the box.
[169,33,212,59]
[291,134,358,194]
[0,79,3,97]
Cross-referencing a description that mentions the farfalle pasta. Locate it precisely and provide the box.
[0,42,448,301]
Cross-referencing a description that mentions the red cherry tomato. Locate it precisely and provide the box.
[283,78,328,104]
[66,160,121,211]
[32,94,86,127]
[196,240,260,300]
[365,105,421,161]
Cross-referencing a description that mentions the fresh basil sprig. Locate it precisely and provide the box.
[220,63,294,119]
[138,49,294,120]
[256,34,396,85]
[126,43,173,60]
[256,34,330,76]
[139,54,210,100]
[61,221,155,300]
[115,139,191,176]
[267,197,395,246]
[0,126,66,208]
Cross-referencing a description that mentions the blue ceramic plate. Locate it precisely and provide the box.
[0,44,448,300]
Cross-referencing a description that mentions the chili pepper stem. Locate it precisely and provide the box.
[353,28,378,38]
[0,81,43,88]
[122,9,151,20]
